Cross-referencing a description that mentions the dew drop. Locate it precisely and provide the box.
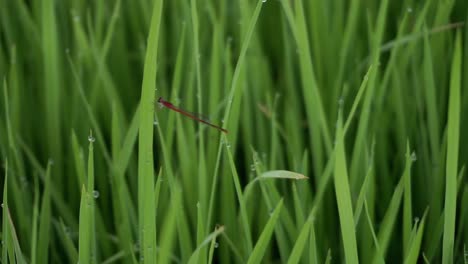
[338,97,344,106]
[1,203,3,208]
[214,242,219,248]
[93,190,100,198]
[153,120,159,126]
[73,15,81,22]
[410,151,417,162]
[262,0,267,2]
[407,7,413,13]
[88,135,96,143]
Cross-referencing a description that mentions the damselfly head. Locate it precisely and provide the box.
[157,97,164,109]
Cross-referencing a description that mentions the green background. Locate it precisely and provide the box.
[1,0,467,263]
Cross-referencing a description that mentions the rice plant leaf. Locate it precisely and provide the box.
[442,30,461,264]
[334,110,359,264]
[138,0,164,263]
[246,199,283,264]
[260,170,309,180]
[78,185,91,264]
[287,217,312,264]
[188,226,225,264]
[404,209,428,264]
[37,162,52,264]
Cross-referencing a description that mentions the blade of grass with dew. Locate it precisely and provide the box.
[138,0,164,263]
[333,110,359,264]
[287,216,312,264]
[207,225,222,264]
[404,209,428,264]
[442,30,461,264]
[246,199,283,264]
[36,162,52,264]
[187,226,225,264]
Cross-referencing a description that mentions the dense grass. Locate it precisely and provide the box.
[1,0,467,263]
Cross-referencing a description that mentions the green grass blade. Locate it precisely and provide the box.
[404,209,428,264]
[188,225,225,264]
[442,30,462,264]
[372,176,405,263]
[78,185,91,264]
[137,0,164,263]
[364,199,384,264]
[222,0,263,130]
[224,134,253,253]
[334,110,359,263]
[55,219,78,263]
[287,217,312,264]
[2,160,13,264]
[403,142,414,255]
[36,162,52,264]
[246,199,283,264]
[157,184,180,264]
